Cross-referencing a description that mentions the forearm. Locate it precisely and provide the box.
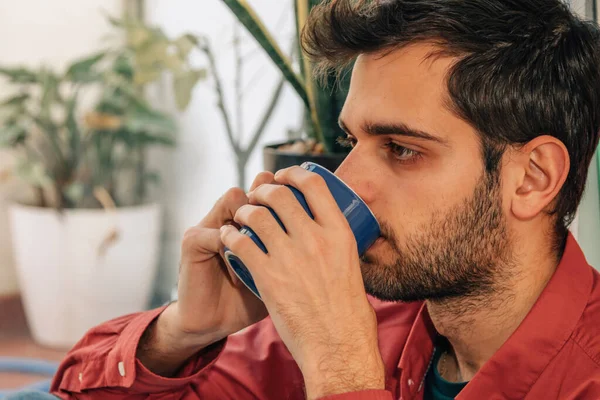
[135,302,227,377]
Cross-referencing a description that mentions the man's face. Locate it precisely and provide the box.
[335,44,514,302]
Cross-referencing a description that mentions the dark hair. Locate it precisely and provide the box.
[303,0,600,249]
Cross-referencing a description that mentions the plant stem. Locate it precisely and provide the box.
[35,186,46,208]
[234,25,244,146]
[200,41,239,154]
[135,146,146,205]
[244,75,285,159]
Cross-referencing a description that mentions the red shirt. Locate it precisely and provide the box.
[51,234,600,399]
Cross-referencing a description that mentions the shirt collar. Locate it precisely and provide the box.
[398,233,593,399]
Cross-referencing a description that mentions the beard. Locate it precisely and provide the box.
[361,171,513,303]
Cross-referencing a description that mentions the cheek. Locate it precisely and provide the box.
[383,157,484,236]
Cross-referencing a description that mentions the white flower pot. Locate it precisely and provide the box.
[8,203,162,349]
[0,204,19,296]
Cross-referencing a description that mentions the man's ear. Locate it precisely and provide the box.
[510,136,570,221]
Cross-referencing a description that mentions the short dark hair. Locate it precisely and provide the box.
[303,0,600,248]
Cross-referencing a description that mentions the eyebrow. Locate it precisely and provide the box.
[338,118,448,146]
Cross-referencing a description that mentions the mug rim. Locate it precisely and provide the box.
[301,162,381,232]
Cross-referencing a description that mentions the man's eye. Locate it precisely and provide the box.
[336,136,356,148]
[385,142,422,164]
[336,136,422,165]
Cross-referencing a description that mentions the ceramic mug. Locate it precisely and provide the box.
[224,162,381,299]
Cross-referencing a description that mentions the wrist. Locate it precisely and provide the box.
[136,303,226,377]
[161,302,227,352]
[301,348,385,400]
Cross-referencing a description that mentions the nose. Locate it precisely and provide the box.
[334,153,377,205]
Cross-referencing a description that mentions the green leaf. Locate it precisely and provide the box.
[128,25,153,48]
[0,93,29,107]
[221,0,308,107]
[64,182,85,204]
[174,34,198,58]
[123,104,177,136]
[295,0,324,148]
[173,68,205,110]
[0,124,27,147]
[107,15,124,28]
[135,39,169,71]
[65,52,105,82]
[15,159,53,187]
[134,67,162,85]
[144,171,161,185]
[32,114,66,165]
[65,93,81,169]
[164,53,185,73]
[113,54,134,80]
[97,89,129,114]
[136,132,175,146]
[39,69,61,118]
[0,67,38,83]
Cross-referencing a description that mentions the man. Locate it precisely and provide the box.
[50,0,600,399]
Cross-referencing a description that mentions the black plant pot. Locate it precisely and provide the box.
[263,140,348,174]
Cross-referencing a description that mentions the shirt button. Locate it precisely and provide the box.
[118,361,126,377]
[78,372,82,382]
[408,378,414,387]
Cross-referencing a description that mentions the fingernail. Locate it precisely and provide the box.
[220,225,230,233]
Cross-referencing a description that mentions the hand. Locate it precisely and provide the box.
[173,173,278,344]
[137,173,276,376]
[220,166,384,399]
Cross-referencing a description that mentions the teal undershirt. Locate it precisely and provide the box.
[423,339,469,400]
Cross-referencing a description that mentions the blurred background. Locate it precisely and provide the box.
[0,0,598,393]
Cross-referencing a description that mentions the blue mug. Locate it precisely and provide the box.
[224,162,381,299]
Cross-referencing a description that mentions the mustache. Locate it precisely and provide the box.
[361,218,398,265]
[374,217,395,242]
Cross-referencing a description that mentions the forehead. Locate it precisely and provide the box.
[341,44,475,143]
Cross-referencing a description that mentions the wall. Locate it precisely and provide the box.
[0,0,122,295]
[145,0,302,302]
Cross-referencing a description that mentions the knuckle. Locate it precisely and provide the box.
[303,173,327,189]
[223,187,247,205]
[248,206,270,225]
[270,184,292,202]
[277,166,293,177]
[182,226,199,242]
[255,171,274,183]
[234,204,267,224]
[233,205,247,222]
[181,227,200,250]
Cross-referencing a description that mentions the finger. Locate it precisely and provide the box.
[200,187,248,229]
[220,224,268,278]
[247,183,314,235]
[233,204,289,251]
[182,226,222,255]
[249,171,276,192]
[273,166,344,227]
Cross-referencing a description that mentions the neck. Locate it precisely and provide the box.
[426,238,559,382]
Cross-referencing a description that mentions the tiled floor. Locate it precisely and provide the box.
[0,296,67,389]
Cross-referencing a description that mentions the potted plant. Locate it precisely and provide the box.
[0,19,204,348]
[221,0,351,173]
